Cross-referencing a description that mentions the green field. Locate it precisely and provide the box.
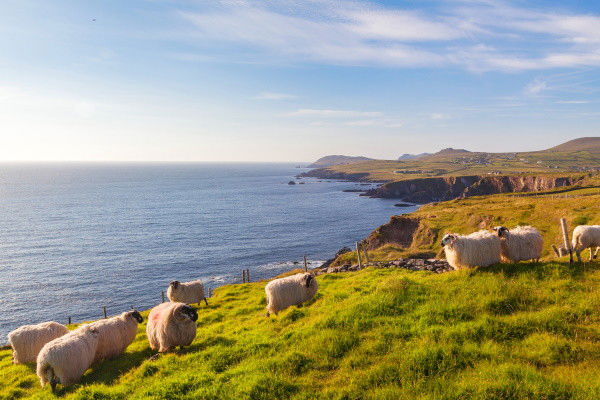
[317,139,600,182]
[2,260,600,400]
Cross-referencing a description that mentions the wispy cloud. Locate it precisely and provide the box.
[430,113,450,120]
[524,79,548,95]
[555,100,590,104]
[286,109,383,118]
[253,92,296,100]
[176,0,600,72]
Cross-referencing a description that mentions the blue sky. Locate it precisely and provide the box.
[1,0,599,161]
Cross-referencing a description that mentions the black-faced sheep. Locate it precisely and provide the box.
[146,302,197,352]
[441,230,501,270]
[36,325,100,391]
[8,321,69,364]
[87,310,143,363]
[572,225,600,262]
[494,226,543,263]
[167,280,208,306]
[265,272,318,316]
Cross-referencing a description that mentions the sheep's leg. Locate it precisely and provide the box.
[203,297,209,306]
[593,247,600,260]
[179,346,185,351]
[591,248,595,262]
[575,249,582,263]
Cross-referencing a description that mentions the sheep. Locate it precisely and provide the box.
[87,310,143,363]
[7,321,69,364]
[36,325,100,391]
[494,226,543,263]
[146,302,197,352]
[441,230,501,270]
[167,280,208,306]
[265,272,318,316]
[572,225,600,262]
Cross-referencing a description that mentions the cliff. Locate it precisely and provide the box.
[297,168,375,181]
[365,175,582,203]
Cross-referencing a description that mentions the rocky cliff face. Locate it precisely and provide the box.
[365,175,581,203]
[297,168,373,181]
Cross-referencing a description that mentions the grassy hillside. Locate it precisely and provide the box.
[334,176,600,265]
[316,138,600,182]
[1,261,600,399]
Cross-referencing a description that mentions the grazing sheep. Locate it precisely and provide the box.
[8,322,69,364]
[572,225,600,262]
[146,302,197,352]
[494,226,543,263]
[167,280,208,306]
[87,310,143,363]
[441,230,501,270]
[36,326,100,391]
[265,272,318,316]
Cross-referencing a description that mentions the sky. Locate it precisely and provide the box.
[1,0,599,162]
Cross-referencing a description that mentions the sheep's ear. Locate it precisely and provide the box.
[304,275,313,288]
[170,281,179,288]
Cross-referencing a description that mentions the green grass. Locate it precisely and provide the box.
[2,261,600,399]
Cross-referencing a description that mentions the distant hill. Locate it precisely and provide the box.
[398,153,430,160]
[307,155,373,168]
[544,137,600,153]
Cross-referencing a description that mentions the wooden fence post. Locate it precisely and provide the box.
[551,244,560,258]
[161,291,165,303]
[247,269,250,282]
[363,244,370,264]
[103,306,107,319]
[560,218,574,264]
[68,316,71,325]
[304,255,308,272]
[356,242,362,269]
[242,270,246,283]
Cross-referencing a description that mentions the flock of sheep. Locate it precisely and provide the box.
[6,224,599,392]
[7,273,319,392]
[441,224,600,269]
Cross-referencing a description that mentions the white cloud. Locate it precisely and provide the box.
[524,79,548,95]
[344,119,403,128]
[253,92,296,100]
[286,109,383,118]
[555,100,590,104]
[430,113,450,120]
[176,0,600,72]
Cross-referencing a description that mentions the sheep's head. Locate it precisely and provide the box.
[441,234,457,247]
[170,281,180,289]
[493,226,509,238]
[127,310,143,324]
[176,304,198,323]
[303,274,314,288]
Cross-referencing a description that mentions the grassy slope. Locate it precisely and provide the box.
[2,262,600,400]
[321,150,600,182]
[334,176,600,265]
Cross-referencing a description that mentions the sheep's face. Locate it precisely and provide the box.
[303,274,314,288]
[170,281,180,289]
[493,226,509,238]
[441,234,457,247]
[177,305,198,323]
[128,310,143,324]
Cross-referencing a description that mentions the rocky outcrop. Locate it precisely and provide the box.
[362,215,422,251]
[365,175,582,203]
[307,155,373,168]
[297,168,374,181]
[316,258,452,275]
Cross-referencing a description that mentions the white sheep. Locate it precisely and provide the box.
[572,225,600,262]
[87,310,143,363]
[146,302,197,352]
[7,321,69,364]
[265,272,318,316]
[36,325,100,391]
[167,280,208,306]
[441,230,501,270]
[494,226,543,263]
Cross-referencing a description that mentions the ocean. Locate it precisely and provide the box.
[0,163,415,342]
